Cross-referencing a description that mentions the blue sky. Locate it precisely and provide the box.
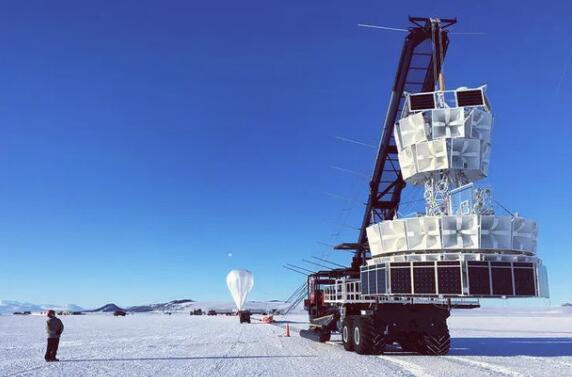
[1,1,571,308]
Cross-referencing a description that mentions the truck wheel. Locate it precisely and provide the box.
[341,319,354,351]
[418,331,450,355]
[398,333,421,353]
[352,317,378,355]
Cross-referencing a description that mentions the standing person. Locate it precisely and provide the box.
[44,310,64,362]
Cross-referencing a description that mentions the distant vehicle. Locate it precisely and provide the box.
[113,310,127,316]
[13,311,31,315]
[260,314,273,324]
[164,312,172,315]
[190,309,203,316]
[207,310,217,316]
[239,310,251,324]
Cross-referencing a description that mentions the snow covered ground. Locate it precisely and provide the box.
[2,308,572,377]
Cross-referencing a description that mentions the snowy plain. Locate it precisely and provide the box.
[2,307,572,377]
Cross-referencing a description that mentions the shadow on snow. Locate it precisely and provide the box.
[60,355,317,363]
[449,337,572,357]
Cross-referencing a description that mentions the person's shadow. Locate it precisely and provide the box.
[449,337,572,357]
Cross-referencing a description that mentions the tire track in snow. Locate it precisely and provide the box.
[209,321,245,377]
[321,340,430,377]
[521,355,572,370]
[444,356,524,377]
[378,355,435,377]
[4,364,47,377]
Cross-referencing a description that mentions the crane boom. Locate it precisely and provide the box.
[335,17,456,265]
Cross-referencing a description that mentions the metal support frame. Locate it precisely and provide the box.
[335,17,456,268]
[302,17,459,323]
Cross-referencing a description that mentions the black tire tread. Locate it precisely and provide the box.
[342,319,354,351]
[353,317,382,355]
[418,331,450,355]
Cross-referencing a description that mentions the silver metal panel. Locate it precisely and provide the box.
[432,107,466,139]
[480,216,512,249]
[512,217,537,253]
[468,108,493,142]
[538,264,550,298]
[442,215,479,249]
[398,112,428,148]
[415,139,449,173]
[397,145,417,181]
[366,223,384,257]
[481,141,491,176]
[379,219,408,253]
[450,138,481,171]
[404,216,442,250]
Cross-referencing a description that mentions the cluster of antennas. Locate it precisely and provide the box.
[366,213,537,256]
[395,86,492,185]
[365,85,538,258]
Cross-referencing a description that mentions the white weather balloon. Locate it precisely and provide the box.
[226,269,254,311]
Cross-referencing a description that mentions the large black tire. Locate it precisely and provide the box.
[417,331,451,355]
[352,317,380,355]
[341,319,354,351]
[398,333,421,353]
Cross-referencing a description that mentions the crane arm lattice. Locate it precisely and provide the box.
[335,17,456,268]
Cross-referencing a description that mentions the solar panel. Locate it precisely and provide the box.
[368,268,377,294]
[437,261,462,294]
[376,268,387,294]
[360,270,369,295]
[491,262,514,295]
[409,93,435,111]
[456,89,484,107]
[468,261,491,295]
[514,266,536,296]
[413,263,436,294]
[390,263,412,294]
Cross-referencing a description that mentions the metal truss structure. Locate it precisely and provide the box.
[335,17,457,265]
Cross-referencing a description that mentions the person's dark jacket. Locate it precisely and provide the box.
[46,317,64,339]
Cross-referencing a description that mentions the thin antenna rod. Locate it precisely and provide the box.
[335,136,376,149]
[317,241,335,248]
[311,256,347,268]
[285,264,315,274]
[301,259,333,270]
[358,23,408,32]
[326,221,360,231]
[450,32,485,36]
[493,199,515,217]
[330,166,369,179]
[282,265,308,276]
[322,191,353,202]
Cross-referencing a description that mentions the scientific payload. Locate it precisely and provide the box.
[300,17,549,356]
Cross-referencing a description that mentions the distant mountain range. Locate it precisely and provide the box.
[0,300,84,314]
[1,299,292,315]
[86,300,197,313]
[102,300,287,314]
[128,299,195,313]
[85,303,126,313]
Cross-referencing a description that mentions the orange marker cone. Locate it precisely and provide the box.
[285,323,290,337]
